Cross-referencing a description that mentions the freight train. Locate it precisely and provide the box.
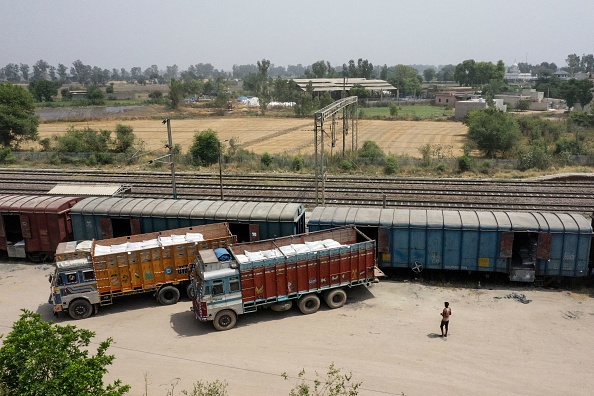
[1,194,593,283]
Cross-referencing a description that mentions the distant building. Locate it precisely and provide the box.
[554,70,569,80]
[495,89,548,111]
[434,90,478,106]
[504,63,533,83]
[292,78,396,97]
[454,98,506,119]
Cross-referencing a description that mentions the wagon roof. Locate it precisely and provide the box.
[309,207,592,234]
[0,194,81,213]
[71,197,304,222]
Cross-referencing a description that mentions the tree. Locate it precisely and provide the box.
[168,78,186,110]
[464,108,521,158]
[423,67,436,82]
[516,99,530,112]
[388,65,421,96]
[257,59,271,114]
[19,63,30,82]
[349,84,370,99]
[436,64,456,82]
[114,124,136,153]
[31,59,50,81]
[189,129,220,166]
[0,83,39,148]
[28,80,59,102]
[70,60,91,85]
[311,60,329,78]
[0,310,130,396]
[454,59,476,86]
[560,78,593,110]
[566,53,580,76]
[86,85,105,105]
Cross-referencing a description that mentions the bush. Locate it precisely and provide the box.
[435,162,447,173]
[291,156,304,171]
[458,155,473,172]
[384,155,398,174]
[339,160,355,171]
[517,141,552,171]
[261,152,273,167]
[0,147,17,164]
[389,103,399,117]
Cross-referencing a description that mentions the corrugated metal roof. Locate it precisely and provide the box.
[71,197,304,223]
[0,194,81,213]
[293,78,396,92]
[309,207,593,234]
[47,185,131,196]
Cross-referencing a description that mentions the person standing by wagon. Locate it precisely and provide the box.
[440,302,452,337]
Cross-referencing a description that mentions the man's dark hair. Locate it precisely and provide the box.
[444,302,449,307]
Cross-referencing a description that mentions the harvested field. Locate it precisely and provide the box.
[36,112,468,158]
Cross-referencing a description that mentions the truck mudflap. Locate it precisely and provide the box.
[509,268,536,282]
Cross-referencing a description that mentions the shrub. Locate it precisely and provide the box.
[0,148,17,164]
[435,162,447,173]
[261,152,273,167]
[339,160,355,171]
[384,155,398,174]
[291,156,304,171]
[458,155,473,172]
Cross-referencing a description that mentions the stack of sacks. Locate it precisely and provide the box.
[93,232,206,256]
[75,240,93,252]
[238,239,345,263]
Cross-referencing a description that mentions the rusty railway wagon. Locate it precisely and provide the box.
[0,195,83,262]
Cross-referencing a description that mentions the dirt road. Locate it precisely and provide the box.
[2,262,593,395]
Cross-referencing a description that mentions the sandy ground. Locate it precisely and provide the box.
[36,118,467,159]
[2,262,594,396]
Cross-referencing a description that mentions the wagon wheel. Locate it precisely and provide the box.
[411,261,424,273]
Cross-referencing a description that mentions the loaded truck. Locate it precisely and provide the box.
[190,226,377,331]
[49,223,235,319]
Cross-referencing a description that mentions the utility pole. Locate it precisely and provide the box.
[163,118,177,199]
[218,141,224,200]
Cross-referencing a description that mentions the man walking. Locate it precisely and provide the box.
[440,302,452,337]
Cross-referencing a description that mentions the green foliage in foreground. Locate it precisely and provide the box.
[283,363,362,396]
[0,310,130,396]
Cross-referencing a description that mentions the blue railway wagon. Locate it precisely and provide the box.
[70,197,305,242]
[308,207,593,281]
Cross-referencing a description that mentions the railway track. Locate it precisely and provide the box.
[1,168,594,213]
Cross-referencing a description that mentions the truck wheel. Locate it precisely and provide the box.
[186,283,196,300]
[157,286,180,305]
[68,299,93,320]
[213,310,237,331]
[324,289,347,309]
[298,294,320,315]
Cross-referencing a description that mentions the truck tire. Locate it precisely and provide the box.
[213,310,237,331]
[298,294,320,315]
[157,285,180,305]
[68,299,93,320]
[324,289,347,309]
[186,283,196,300]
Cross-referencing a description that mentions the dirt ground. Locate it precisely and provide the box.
[35,108,468,158]
[1,262,593,396]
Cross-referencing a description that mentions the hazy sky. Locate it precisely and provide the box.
[2,0,592,73]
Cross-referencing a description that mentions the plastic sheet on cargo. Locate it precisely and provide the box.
[214,248,232,261]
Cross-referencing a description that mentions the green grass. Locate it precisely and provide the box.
[362,105,454,119]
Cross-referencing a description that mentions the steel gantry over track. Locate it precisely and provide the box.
[314,96,358,205]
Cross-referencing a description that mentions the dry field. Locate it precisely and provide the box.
[37,108,468,158]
